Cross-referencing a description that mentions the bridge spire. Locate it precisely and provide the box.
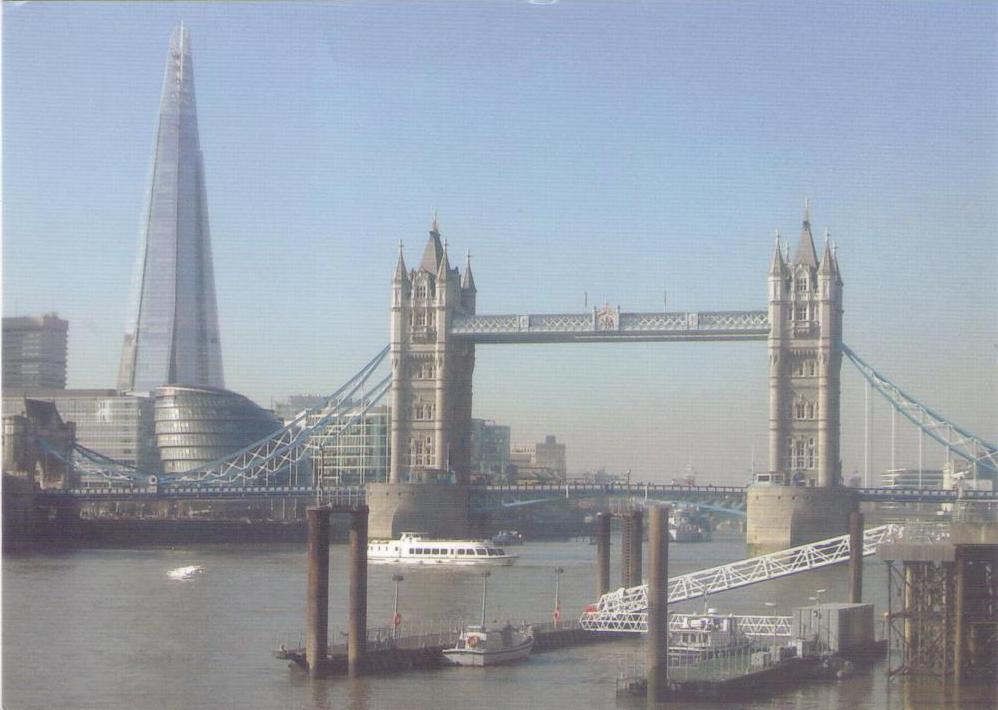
[793,198,819,267]
[393,240,409,284]
[437,237,451,279]
[461,249,476,291]
[769,229,786,275]
[819,227,836,276]
[419,212,445,273]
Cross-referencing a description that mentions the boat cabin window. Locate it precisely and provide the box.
[475,549,486,556]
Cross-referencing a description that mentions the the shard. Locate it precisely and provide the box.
[118,25,224,393]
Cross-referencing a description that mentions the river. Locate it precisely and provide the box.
[3,532,992,708]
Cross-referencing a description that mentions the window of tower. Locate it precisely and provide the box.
[796,277,809,292]
[795,305,808,321]
[806,360,816,377]
[806,438,816,469]
[415,285,427,300]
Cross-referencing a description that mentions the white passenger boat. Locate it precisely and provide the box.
[442,571,533,666]
[367,532,518,566]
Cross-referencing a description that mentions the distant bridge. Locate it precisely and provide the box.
[39,481,998,508]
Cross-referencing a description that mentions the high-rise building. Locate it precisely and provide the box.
[117,25,224,393]
[305,405,389,487]
[469,418,511,482]
[2,314,68,389]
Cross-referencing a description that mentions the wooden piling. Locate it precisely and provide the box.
[646,505,669,704]
[596,512,611,598]
[348,505,369,676]
[849,511,863,603]
[305,506,331,678]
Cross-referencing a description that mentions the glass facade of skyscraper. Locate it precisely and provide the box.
[118,25,224,393]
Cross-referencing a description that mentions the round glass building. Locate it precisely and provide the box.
[154,385,281,475]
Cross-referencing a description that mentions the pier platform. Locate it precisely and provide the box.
[275,620,625,676]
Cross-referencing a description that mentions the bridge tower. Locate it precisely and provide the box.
[373,217,476,537]
[389,216,476,484]
[751,203,855,553]
[768,201,843,486]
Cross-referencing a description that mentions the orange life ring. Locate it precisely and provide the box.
[467,635,479,648]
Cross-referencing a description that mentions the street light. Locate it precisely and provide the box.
[392,574,404,641]
[553,567,565,627]
[763,601,777,652]
[480,571,491,629]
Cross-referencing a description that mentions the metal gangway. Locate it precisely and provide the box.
[579,524,903,632]
[670,614,792,639]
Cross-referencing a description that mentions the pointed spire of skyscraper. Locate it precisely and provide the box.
[118,25,224,392]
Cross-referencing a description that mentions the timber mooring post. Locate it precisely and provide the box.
[596,512,611,597]
[305,505,331,678]
[646,505,669,705]
[629,508,643,587]
[849,511,864,603]
[348,505,369,676]
[620,511,632,588]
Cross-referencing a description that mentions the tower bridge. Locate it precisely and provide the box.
[377,205,847,545]
[26,207,996,549]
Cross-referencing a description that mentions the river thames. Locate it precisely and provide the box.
[3,532,992,708]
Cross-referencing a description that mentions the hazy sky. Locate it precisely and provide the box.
[3,1,996,483]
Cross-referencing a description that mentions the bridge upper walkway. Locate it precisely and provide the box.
[41,481,998,504]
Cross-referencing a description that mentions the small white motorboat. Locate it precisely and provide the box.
[442,570,533,666]
[167,565,205,580]
[442,624,534,666]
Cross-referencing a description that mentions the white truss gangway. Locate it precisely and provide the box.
[579,523,903,632]
[671,614,792,638]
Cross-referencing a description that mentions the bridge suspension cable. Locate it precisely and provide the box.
[60,346,391,488]
[579,523,902,632]
[841,344,997,476]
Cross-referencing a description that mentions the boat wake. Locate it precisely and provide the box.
[167,565,205,581]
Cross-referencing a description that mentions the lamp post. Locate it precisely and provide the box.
[764,601,777,652]
[553,567,564,628]
[480,571,491,628]
[392,574,404,641]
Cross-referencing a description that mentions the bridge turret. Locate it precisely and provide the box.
[461,250,477,313]
[389,217,477,485]
[768,202,842,487]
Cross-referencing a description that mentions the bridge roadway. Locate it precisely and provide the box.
[38,481,998,505]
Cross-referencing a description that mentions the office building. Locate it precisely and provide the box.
[3,314,68,390]
[117,25,224,392]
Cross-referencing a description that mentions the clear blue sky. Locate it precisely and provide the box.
[4,1,996,483]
